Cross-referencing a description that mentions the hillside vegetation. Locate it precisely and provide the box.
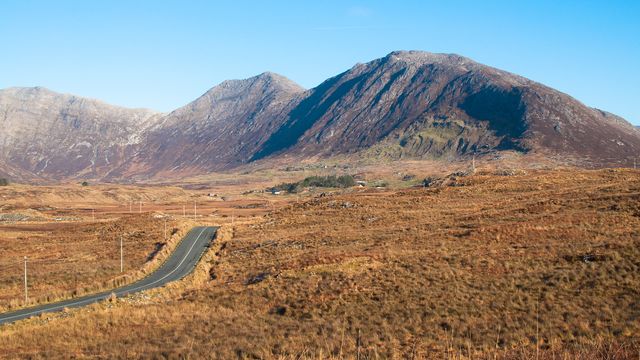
[0,169,638,358]
[271,175,356,193]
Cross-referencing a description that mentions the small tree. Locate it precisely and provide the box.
[0,178,8,186]
[81,181,89,187]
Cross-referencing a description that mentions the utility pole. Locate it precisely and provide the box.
[471,153,476,173]
[120,236,124,273]
[24,256,28,304]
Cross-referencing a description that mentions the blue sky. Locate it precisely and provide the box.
[1,1,638,124]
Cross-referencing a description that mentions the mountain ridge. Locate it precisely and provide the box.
[107,71,305,179]
[2,50,639,181]
[252,51,640,164]
[0,86,162,179]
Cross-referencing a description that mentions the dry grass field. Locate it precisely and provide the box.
[0,182,278,313]
[0,215,175,311]
[0,167,639,359]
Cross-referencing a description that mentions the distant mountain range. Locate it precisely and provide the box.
[1,50,639,181]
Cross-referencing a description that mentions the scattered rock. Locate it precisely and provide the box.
[341,201,355,208]
[246,272,270,285]
[235,203,266,209]
[422,176,441,188]
[563,253,609,263]
[0,213,46,222]
[494,168,527,176]
[271,306,287,316]
[450,170,472,177]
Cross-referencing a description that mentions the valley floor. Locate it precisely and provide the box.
[0,168,639,358]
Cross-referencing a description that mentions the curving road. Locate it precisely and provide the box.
[0,226,218,326]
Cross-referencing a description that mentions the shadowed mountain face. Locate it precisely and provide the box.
[1,51,639,181]
[255,51,640,163]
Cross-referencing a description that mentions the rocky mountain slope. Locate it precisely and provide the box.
[1,51,639,181]
[109,72,304,178]
[0,87,161,180]
[255,51,640,164]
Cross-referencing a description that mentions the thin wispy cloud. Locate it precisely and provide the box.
[311,25,381,31]
[347,5,373,17]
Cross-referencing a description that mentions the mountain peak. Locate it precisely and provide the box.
[0,86,160,113]
[0,85,161,179]
[254,71,305,92]
[2,86,57,97]
[208,72,304,98]
[256,71,285,80]
[160,71,304,129]
[383,50,471,66]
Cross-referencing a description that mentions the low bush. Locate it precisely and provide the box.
[271,175,355,193]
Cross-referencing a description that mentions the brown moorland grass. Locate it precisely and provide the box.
[0,168,638,359]
[0,178,291,314]
[0,215,193,312]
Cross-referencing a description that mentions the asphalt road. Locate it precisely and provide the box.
[0,226,218,326]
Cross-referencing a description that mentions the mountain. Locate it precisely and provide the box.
[109,72,304,178]
[0,87,161,179]
[254,51,640,163]
[1,51,639,181]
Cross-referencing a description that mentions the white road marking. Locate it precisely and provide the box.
[129,227,208,291]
